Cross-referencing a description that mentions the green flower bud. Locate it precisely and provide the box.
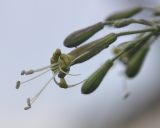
[64,22,104,48]
[106,7,142,21]
[81,59,114,94]
[68,33,117,65]
[126,44,150,78]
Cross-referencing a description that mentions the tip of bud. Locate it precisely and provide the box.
[16,81,21,89]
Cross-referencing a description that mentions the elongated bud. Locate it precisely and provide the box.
[64,22,104,48]
[126,44,150,78]
[68,33,117,65]
[81,59,114,94]
[106,7,142,21]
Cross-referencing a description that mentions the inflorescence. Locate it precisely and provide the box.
[16,6,160,110]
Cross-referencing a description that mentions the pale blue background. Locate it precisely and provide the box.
[0,0,160,128]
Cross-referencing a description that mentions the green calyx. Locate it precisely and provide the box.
[64,22,104,48]
[126,43,150,78]
[81,59,114,94]
[106,7,142,21]
[68,33,117,65]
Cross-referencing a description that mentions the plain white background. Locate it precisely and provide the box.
[0,0,160,128]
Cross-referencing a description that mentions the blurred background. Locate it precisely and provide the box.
[0,0,160,128]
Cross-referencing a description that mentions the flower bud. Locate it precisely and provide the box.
[64,22,104,48]
[81,59,114,94]
[126,44,150,78]
[68,33,117,65]
[106,7,142,21]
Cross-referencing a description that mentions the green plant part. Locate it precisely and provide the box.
[56,78,68,88]
[54,77,85,89]
[16,5,160,110]
[50,33,117,79]
[81,59,114,94]
[113,33,152,65]
[106,7,142,21]
[57,54,72,78]
[126,43,150,78]
[68,33,117,65]
[64,22,105,48]
[113,41,134,64]
[105,19,153,28]
[50,48,61,63]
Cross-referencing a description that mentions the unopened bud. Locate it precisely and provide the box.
[64,22,104,48]
[68,33,117,65]
[81,59,114,94]
[126,44,150,78]
[106,7,142,21]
